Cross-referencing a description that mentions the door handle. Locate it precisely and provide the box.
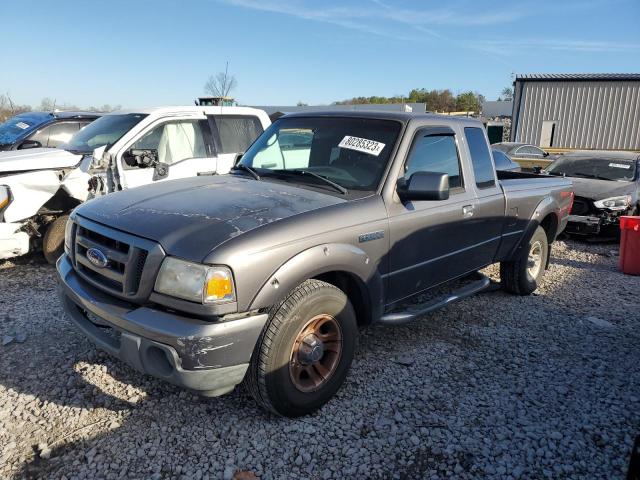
[462,205,475,218]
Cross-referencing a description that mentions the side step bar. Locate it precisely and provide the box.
[379,274,491,326]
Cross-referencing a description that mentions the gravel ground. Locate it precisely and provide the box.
[1,239,638,479]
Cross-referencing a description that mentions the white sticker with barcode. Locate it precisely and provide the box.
[16,122,30,129]
[609,163,631,169]
[338,136,386,156]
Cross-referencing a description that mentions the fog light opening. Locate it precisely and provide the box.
[145,346,173,377]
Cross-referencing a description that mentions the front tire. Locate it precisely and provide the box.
[245,279,357,417]
[500,226,549,295]
[43,215,69,265]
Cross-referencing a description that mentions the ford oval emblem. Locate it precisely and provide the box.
[86,248,109,268]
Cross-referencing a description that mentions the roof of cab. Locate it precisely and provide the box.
[15,111,101,120]
[106,106,268,116]
[280,110,483,126]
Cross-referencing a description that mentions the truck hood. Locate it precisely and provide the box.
[570,177,636,201]
[0,147,82,173]
[75,175,346,261]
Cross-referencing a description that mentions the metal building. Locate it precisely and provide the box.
[511,73,640,150]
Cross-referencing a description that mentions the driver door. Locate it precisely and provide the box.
[117,117,215,189]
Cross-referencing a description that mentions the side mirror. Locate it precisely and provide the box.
[152,162,170,180]
[234,152,244,165]
[533,166,543,174]
[397,171,450,202]
[543,151,549,157]
[18,139,42,150]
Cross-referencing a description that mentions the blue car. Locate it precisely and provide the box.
[0,111,101,151]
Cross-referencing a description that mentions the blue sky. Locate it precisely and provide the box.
[1,0,639,108]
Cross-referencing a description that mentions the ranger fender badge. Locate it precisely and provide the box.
[358,231,384,243]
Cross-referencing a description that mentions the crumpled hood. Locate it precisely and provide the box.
[0,147,82,173]
[76,175,345,261]
[570,177,636,201]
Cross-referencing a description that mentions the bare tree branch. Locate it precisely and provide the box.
[204,62,238,98]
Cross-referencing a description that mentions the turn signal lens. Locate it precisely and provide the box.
[0,185,11,212]
[205,268,235,303]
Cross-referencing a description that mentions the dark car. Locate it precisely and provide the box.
[492,149,521,171]
[0,111,101,151]
[492,142,557,170]
[545,150,640,237]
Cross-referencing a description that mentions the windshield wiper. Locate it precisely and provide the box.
[230,163,261,180]
[273,169,348,195]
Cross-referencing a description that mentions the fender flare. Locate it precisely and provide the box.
[249,243,384,323]
[506,195,558,263]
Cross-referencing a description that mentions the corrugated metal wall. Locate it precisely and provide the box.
[512,81,640,149]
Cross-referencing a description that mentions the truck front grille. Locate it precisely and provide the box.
[74,225,147,296]
[70,217,163,302]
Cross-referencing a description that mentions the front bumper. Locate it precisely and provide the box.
[0,222,30,260]
[566,215,603,235]
[57,254,268,396]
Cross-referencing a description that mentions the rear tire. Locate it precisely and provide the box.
[43,215,69,265]
[245,279,357,417]
[500,226,549,295]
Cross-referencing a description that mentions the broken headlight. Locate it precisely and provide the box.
[593,195,632,211]
[0,185,12,218]
[154,257,236,304]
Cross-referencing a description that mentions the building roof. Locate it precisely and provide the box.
[515,73,640,82]
[481,101,513,117]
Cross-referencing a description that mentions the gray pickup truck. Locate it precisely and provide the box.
[57,112,573,417]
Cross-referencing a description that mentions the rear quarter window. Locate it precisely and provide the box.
[465,127,496,189]
[211,115,264,154]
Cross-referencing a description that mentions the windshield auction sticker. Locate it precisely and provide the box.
[609,163,631,169]
[16,122,30,130]
[338,136,386,156]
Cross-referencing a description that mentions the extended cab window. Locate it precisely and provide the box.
[404,133,462,189]
[132,120,207,165]
[211,115,263,154]
[465,127,496,189]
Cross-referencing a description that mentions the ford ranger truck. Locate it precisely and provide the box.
[57,112,574,417]
[0,106,270,263]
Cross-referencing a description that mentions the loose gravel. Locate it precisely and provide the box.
[1,239,638,479]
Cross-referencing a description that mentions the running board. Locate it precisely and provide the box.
[379,274,491,326]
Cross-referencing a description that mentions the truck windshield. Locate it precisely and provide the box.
[238,117,402,191]
[547,157,636,182]
[60,113,148,154]
[0,112,51,145]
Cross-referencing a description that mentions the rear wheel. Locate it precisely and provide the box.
[500,226,549,295]
[43,215,69,265]
[245,279,357,417]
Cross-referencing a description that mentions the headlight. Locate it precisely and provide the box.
[593,195,632,211]
[64,217,74,255]
[0,185,12,215]
[154,257,235,304]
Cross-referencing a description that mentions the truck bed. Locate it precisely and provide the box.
[495,170,573,261]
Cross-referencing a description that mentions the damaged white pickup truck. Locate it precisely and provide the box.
[0,106,270,263]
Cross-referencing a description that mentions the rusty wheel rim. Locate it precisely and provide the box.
[289,314,343,393]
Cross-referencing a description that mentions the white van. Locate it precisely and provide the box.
[0,106,270,262]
